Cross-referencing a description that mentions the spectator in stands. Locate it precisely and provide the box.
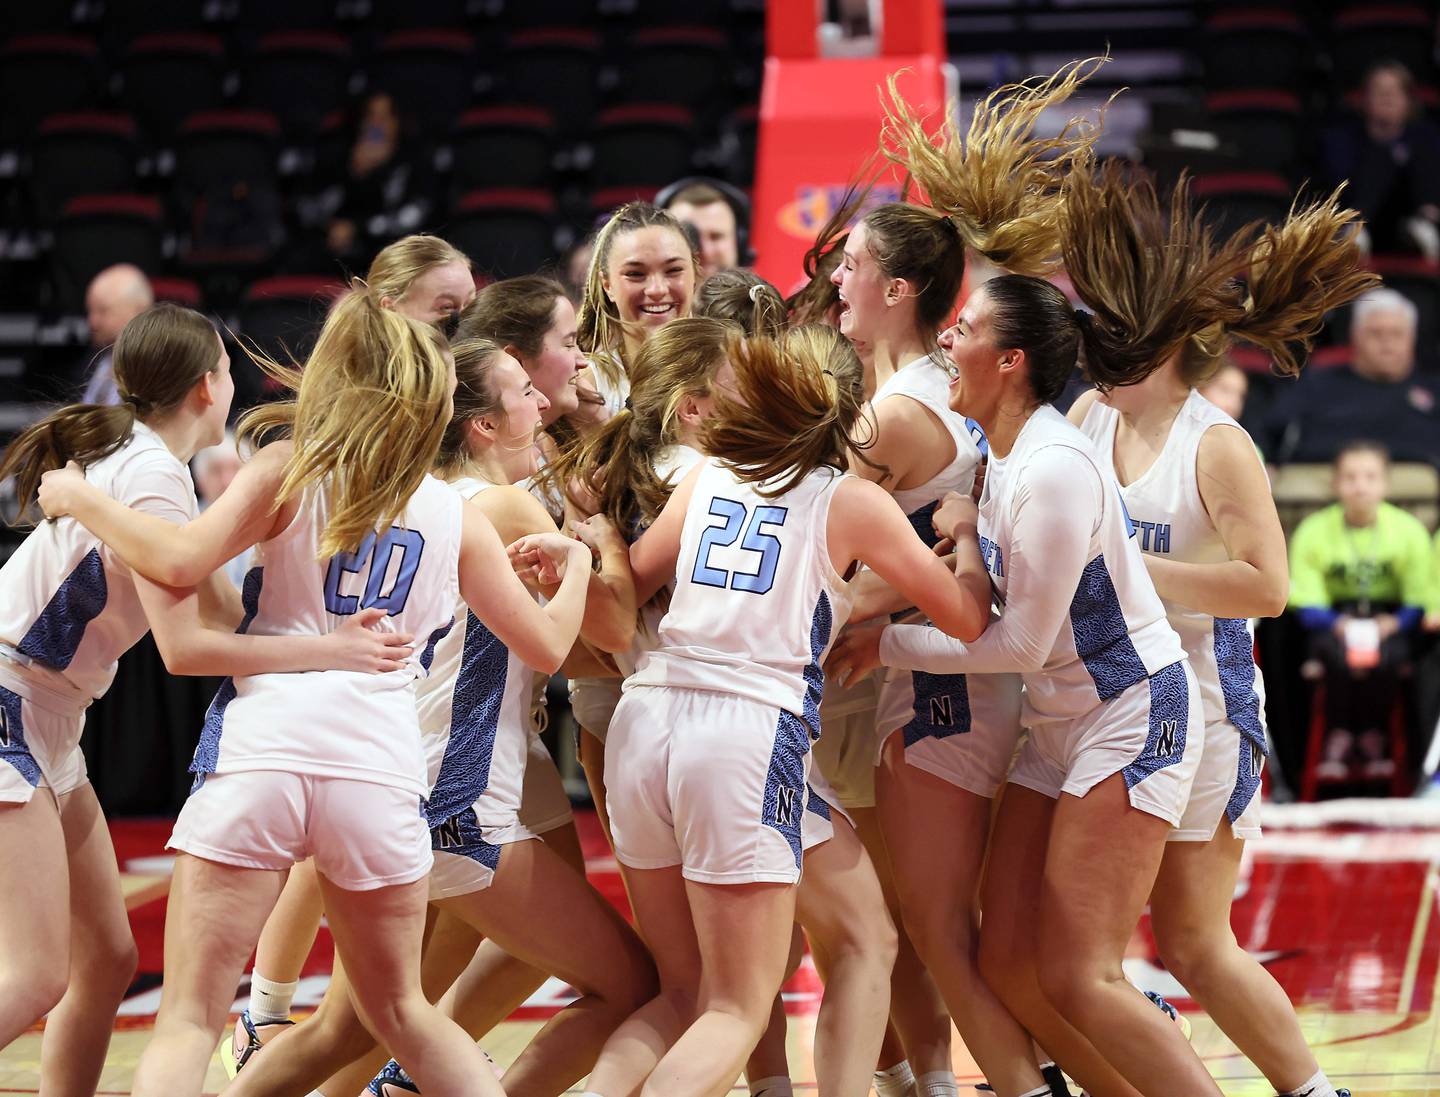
[1262,288,1440,467]
[1323,61,1440,259]
[662,182,740,278]
[324,93,431,262]
[80,265,153,405]
[1198,358,1248,420]
[1290,440,1433,782]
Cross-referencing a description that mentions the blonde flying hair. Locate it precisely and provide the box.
[576,202,700,393]
[367,233,472,306]
[237,283,452,557]
[1060,162,1380,389]
[877,57,1107,280]
[701,325,871,498]
[546,316,732,535]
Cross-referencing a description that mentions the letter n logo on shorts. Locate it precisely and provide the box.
[1156,719,1178,758]
[0,707,10,748]
[1248,742,1264,779]
[432,815,464,850]
[773,786,799,828]
[928,695,954,727]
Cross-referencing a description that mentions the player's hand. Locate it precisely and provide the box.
[508,532,589,586]
[36,460,87,519]
[970,455,987,503]
[825,621,887,689]
[572,513,623,555]
[326,607,414,673]
[933,491,978,545]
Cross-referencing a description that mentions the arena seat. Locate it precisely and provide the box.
[29,113,139,224]
[1192,170,1293,238]
[50,194,164,312]
[617,27,731,115]
[591,104,696,187]
[446,188,560,280]
[239,32,353,141]
[176,110,282,198]
[1201,9,1310,92]
[1330,4,1437,93]
[120,33,227,145]
[371,29,478,138]
[1205,89,1306,180]
[442,107,553,197]
[0,35,103,143]
[498,28,603,136]
[237,275,347,379]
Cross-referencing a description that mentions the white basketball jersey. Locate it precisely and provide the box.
[979,405,1183,725]
[628,459,853,733]
[1079,390,1267,746]
[0,423,197,707]
[872,356,986,536]
[614,443,706,678]
[191,475,463,796]
[418,478,539,827]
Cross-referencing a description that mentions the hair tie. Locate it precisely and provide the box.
[120,393,143,412]
[1074,309,1093,331]
[623,396,633,412]
[748,283,765,304]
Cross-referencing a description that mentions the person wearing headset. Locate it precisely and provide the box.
[658,178,753,278]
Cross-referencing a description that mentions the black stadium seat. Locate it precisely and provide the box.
[498,29,602,136]
[175,110,282,199]
[619,27,731,113]
[240,32,353,141]
[0,35,102,142]
[370,30,477,139]
[450,106,556,193]
[1192,171,1293,239]
[50,194,164,311]
[1202,9,1309,92]
[237,275,347,378]
[120,33,227,144]
[1205,90,1306,180]
[1331,4,1438,93]
[446,188,560,280]
[29,113,139,224]
[592,104,696,187]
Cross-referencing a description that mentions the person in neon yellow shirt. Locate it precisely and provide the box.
[1289,440,1432,781]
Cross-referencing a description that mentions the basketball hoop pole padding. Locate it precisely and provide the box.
[752,0,946,290]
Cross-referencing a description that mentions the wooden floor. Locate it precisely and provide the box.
[2,814,1438,1096]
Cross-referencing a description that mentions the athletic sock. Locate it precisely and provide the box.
[1040,1060,1072,1096]
[1278,1070,1338,1097]
[749,1077,794,1097]
[874,1060,917,1097]
[247,974,298,1025]
[1019,1087,1054,1097]
[917,1070,959,1097]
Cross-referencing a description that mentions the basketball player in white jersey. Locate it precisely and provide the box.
[37,290,595,1097]
[575,325,992,1097]
[829,272,1219,1097]
[219,337,655,1097]
[1064,168,1370,1097]
[0,304,410,1096]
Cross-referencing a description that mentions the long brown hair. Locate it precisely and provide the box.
[1061,163,1379,390]
[436,337,508,478]
[576,201,700,389]
[546,316,732,535]
[701,325,871,497]
[693,269,786,337]
[237,283,452,557]
[455,275,567,356]
[0,303,219,521]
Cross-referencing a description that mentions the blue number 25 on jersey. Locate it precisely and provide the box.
[691,497,788,595]
[323,526,426,616]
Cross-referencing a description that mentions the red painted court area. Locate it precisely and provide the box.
[7,814,1440,1094]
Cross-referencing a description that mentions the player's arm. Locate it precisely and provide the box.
[1143,424,1289,619]
[829,477,989,643]
[137,576,412,677]
[36,443,292,588]
[628,461,703,605]
[1065,387,1100,426]
[465,503,590,675]
[478,485,637,654]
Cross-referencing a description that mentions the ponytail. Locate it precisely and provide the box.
[2,302,220,522]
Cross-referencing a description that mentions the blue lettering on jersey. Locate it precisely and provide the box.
[691,497,789,596]
[964,417,989,457]
[978,535,1005,578]
[1134,519,1173,554]
[323,526,427,616]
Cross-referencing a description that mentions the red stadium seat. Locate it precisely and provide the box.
[371,30,477,138]
[591,104,697,188]
[51,194,164,312]
[450,106,557,193]
[0,35,103,142]
[30,113,139,224]
[446,188,560,280]
[240,32,353,141]
[499,29,602,136]
[120,33,227,144]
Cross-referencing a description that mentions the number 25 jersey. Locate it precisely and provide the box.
[627,459,853,735]
[191,476,463,796]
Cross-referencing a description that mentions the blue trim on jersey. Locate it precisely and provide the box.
[418,616,455,673]
[17,548,107,670]
[0,686,42,788]
[804,782,831,821]
[761,591,833,872]
[964,417,989,457]
[429,806,503,870]
[189,567,264,790]
[902,663,973,748]
[1121,661,1191,789]
[427,612,507,826]
[1069,555,1149,701]
[1213,617,1267,822]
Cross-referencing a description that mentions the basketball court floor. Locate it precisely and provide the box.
[2,811,1438,1096]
